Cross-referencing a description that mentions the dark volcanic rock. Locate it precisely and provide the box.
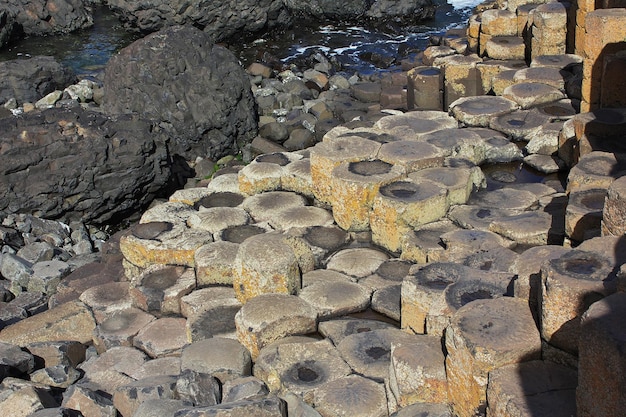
[102,25,258,161]
[0,56,76,106]
[0,9,18,49]
[1,0,93,36]
[106,0,290,42]
[0,107,177,225]
[283,0,436,22]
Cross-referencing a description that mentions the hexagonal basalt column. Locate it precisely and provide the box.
[120,222,213,270]
[409,167,475,206]
[330,159,405,232]
[234,294,317,360]
[310,135,381,205]
[233,233,303,303]
[540,249,616,356]
[377,141,446,174]
[370,179,448,253]
[253,338,351,398]
[407,66,444,111]
[445,297,541,417]
[565,188,606,242]
[389,334,448,407]
[449,96,518,126]
[401,262,513,336]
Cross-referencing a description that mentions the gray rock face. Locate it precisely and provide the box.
[106,0,290,42]
[1,0,93,36]
[0,107,176,225]
[0,56,76,105]
[103,25,258,161]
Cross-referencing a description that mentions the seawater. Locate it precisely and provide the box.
[0,0,482,77]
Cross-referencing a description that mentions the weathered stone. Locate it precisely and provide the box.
[449,96,518,127]
[232,233,301,303]
[181,337,251,383]
[487,360,577,417]
[129,265,196,316]
[540,249,616,355]
[30,364,82,388]
[133,317,188,358]
[337,328,415,382]
[374,111,458,140]
[511,245,571,318]
[565,188,605,242]
[78,346,147,387]
[489,211,553,246]
[113,375,178,417]
[129,356,181,380]
[185,296,241,342]
[120,223,213,269]
[174,395,287,417]
[310,135,381,205]
[330,160,405,231]
[61,385,117,417]
[234,294,317,360]
[389,334,448,406]
[222,376,269,403]
[299,281,371,319]
[93,307,156,353]
[318,318,396,346]
[502,82,566,109]
[602,175,626,236]
[79,282,132,322]
[577,292,626,417]
[401,262,513,336]
[400,219,461,264]
[0,301,95,346]
[176,369,221,407]
[311,375,388,417]
[485,36,526,60]
[326,247,389,279]
[445,297,541,417]
[254,338,351,398]
[0,385,58,417]
[370,179,449,253]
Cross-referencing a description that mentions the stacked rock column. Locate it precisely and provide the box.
[580,8,626,112]
[529,2,570,60]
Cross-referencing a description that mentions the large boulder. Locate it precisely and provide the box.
[102,25,258,161]
[283,0,435,22]
[0,56,76,105]
[106,0,290,42]
[0,0,93,36]
[0,107,179,225]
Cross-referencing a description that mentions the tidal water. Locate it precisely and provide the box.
[0,0,481,77]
